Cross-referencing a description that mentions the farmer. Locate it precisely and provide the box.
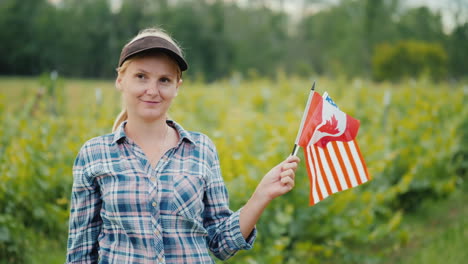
[66,27,300,263]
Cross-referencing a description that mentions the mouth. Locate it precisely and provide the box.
[141,99,161,104]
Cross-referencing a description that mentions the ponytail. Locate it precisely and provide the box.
[113,60,130,132]
[112,109,128,132]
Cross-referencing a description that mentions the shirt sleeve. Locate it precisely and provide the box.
[202,140,257,260]
[66,145,102,264]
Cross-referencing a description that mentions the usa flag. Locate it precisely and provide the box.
[295,90,370,205]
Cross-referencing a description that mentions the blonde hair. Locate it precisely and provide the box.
[112,27,183,132]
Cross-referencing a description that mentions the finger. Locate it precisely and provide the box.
[280,169,295,180]
[280,176,295,190]
[280,174,293,183]
[282,162,298,172]
[280,168,294,177]
[287,155,300,163]
[278,156,299,170]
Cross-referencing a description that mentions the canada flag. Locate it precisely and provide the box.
[298,92,358,147]
[308,93,359,148]
[296,91,370,205]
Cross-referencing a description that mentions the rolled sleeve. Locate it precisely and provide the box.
[202,139,257,260]
[225,209,257,249]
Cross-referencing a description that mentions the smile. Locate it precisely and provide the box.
[141,99,161,104]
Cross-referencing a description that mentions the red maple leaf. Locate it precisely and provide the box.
[317,115,340,135]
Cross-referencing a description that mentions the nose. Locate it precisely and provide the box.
[146,82,159,95]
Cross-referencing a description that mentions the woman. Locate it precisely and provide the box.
[66,28,300,264]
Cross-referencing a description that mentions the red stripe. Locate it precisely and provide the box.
[352,139,371,180]
[303,147,315,205]
[323,145,343,192]
[313,145,332,196]
[306,146,323,204]
[331,142,352,189]
[310,146,324,203]
[343,141,362,185]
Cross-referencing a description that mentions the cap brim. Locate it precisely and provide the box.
[118,36,188,71]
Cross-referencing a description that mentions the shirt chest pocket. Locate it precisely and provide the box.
[170,173,205,221]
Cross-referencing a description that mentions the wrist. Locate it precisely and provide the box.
[251,188,273,207]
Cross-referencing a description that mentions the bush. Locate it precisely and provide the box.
[372,40,448,82]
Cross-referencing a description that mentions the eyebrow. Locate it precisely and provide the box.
[135,68,150,74]
[134,68,176,77]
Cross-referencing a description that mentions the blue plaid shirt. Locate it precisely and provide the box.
[66,120,256,264]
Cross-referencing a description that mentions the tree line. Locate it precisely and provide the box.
[0,0,466,82]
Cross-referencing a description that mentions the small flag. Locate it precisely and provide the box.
[296,90,370,205]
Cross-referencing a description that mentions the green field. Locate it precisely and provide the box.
[0,76,466,263]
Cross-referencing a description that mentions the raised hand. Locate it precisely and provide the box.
[254,155,301,203]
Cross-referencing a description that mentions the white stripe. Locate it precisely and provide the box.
[327,142,349,190]
[317,146,338,193]
[311,145,329,199]
[348,140,368,183]
[337,141,359,187]
[306,146,320,204]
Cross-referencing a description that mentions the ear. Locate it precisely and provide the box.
[175,79,183,96]
[115,78,122,91]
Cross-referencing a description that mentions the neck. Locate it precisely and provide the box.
[125,117,168,144]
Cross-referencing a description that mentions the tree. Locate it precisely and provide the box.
[396,7,445,43]
[0,0,48,75]
[447,22,468,79]
[362,0,400,75]
[296,0,370,77]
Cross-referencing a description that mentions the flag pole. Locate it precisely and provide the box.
[291,81,316,156]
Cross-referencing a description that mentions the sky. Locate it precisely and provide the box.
[405,0,467,30]
[51,0,465,31]
[274,0,464,31]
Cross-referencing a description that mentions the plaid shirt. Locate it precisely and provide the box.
[66,120,256,264]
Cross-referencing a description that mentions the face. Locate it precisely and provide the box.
[116,54,182,123]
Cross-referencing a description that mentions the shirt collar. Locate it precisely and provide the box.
[112,120,127,144]
[112,120,196,146]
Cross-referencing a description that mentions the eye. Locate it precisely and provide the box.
[135,73,146,80]
[160,77,172,83]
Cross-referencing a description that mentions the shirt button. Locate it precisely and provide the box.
[152,202,157,207]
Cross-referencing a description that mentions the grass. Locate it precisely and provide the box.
[34,184,468,264]
[389,183,468,264]
[32,238,66,264]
